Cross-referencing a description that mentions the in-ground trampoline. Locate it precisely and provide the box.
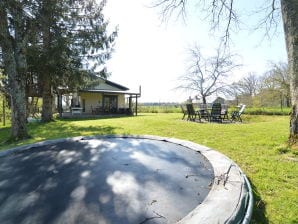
[0,135,253,224]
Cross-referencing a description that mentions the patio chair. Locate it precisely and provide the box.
[186,104,200,122]
[180,105,188,120]
[221,104,229,121]
[210,103,223,122]
[199,104,210,121]
[231,104,246,122]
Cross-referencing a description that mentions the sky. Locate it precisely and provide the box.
[103,0,287,103]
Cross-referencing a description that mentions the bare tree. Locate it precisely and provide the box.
[227,73,259,106]
[225,82,241,105]
[152,0,240,45]
[177,44,240,103]
[273,62,290,106]
[153,0,298,144]
[261,62,290,106]
[226,63,289,107]
[236,73,259,97]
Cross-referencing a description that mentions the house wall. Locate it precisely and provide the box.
[118,94,126,108]
[79,92,126,113]
[80,92,103,113]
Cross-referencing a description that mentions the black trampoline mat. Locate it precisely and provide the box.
[0,137,214,224]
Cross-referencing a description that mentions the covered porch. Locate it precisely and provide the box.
[57,88,141,118]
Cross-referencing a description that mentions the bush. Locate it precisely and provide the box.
[244,107,290,116]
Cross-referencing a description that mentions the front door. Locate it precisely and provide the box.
[103,95,118,113]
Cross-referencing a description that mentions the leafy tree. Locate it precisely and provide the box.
[153,0,298,144]
[0,0,35,140]
[0,0,116,139]
[30,0,117,122]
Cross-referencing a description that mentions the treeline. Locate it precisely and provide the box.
[227,62,290,109]
[137,104,290,115]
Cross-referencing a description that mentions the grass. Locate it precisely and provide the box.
[0,113,297,223]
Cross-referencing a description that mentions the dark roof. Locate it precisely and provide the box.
[79,76,130,92]
[79,89,140,96]
[56,77,130,94]
[105,79,129,91]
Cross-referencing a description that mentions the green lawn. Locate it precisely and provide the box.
[0,113,297,224]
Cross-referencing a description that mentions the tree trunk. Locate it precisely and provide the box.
[286,96,291,107]
[41,77,53,122]
[10,77,28,140]
[57,93,63,117]
[2,97,6,126]
[40,2,54,122]
[202,96,207,104]
[0,5,29,140]
[281,0,298,144]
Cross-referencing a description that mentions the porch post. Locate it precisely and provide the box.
[57,93,63,117]
[2,98,5,126]
[135,95,138,116]
[129,96,132,115]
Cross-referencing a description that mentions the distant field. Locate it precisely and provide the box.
[138,105,181,113]
[0,113,297,223]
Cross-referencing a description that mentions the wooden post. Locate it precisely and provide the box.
[57,93,63,117]
[135,85,141,116]
[129,96,132,115]
[135,95,138,116]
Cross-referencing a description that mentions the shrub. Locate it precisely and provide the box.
[244,107,290,116]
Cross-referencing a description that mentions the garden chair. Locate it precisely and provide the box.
[186,104,200,122]
[199,103,210,121]
[221,104,229,121]
[210,103,222,122]
[180,105,188,120]
[231,104,246,122]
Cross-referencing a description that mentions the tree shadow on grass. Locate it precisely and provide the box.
[250,180,269,224]
[0,122,121,151]
[30,123,119,138]
[57,114,146,122]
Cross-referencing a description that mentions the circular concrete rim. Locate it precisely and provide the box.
[0,135,253,224]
